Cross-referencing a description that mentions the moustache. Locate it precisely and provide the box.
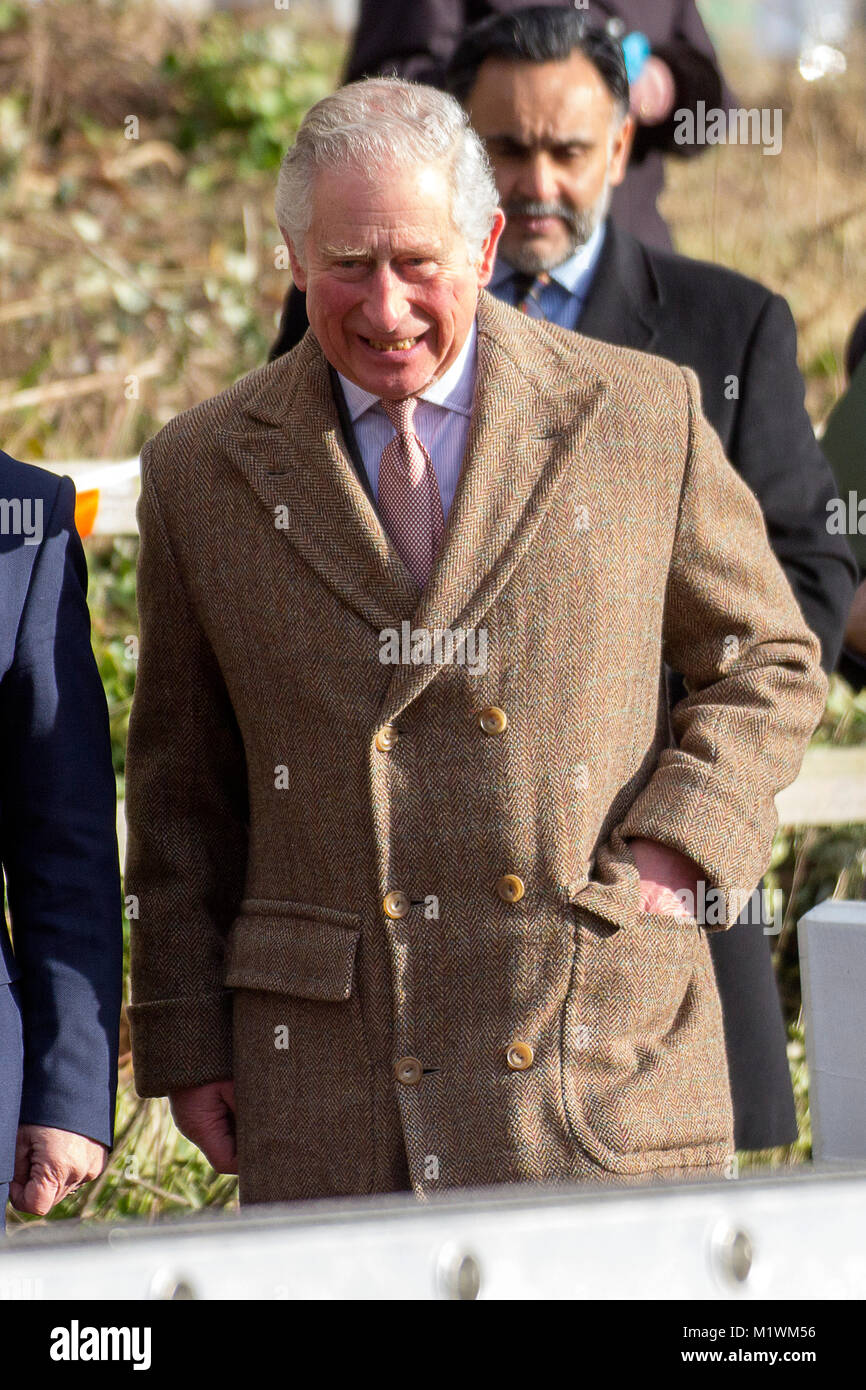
[503,200,581,231]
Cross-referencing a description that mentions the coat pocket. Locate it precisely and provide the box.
[561,905,734,1172]
[224,900,375,1203]
[224,898,361,1000]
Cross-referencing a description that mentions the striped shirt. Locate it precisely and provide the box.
[337,319,477,523]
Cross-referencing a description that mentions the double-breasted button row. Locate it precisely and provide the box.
[395,1049,533,1082]
[386,878,524,914]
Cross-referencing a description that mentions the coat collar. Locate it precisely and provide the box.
[577,220,660,353]
[217,291,611,721]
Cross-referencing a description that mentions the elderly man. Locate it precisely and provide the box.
[126,78,827,1203]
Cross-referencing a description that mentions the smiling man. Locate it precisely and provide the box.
[125,78,827,1203]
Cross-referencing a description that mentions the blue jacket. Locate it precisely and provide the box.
[0,450,122,1179]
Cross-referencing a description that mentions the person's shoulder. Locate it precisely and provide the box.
[140,342,309,485]
[478,291,690,405]
[645,241,775,315]
[0,449,66,507]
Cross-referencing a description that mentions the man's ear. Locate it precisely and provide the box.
[609,114,636,188]
[283,230,308,291]
[477,208,506,287]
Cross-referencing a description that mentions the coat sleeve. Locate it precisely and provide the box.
[618,365,828,917]
[125,442,249,1097]
[731,292,857,671]
[0,476,122,1146]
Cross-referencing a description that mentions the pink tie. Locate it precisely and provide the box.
[376,395,445,588]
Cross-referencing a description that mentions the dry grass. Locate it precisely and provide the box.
[661,36,866,421]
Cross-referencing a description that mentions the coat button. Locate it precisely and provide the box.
[478,706,507,735]
[496,874,525,903]
[506,1040,534,1071]
[395,1056,423,1085]
[375,724,398,751]
[383,890,411,919]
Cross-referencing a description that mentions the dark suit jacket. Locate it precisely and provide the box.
[577,221,858,673]
[346,0,731,250]
[0,451,122,1180]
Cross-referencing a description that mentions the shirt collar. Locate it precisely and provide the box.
[338,318,477,423]
[490,218,607,299]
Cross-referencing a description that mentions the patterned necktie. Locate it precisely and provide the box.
[376,395,445,589]
[514,270,551,319]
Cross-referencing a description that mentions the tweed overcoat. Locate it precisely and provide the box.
[126,291,827,1204]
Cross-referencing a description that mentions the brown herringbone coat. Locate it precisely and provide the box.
[126,291,827,1203]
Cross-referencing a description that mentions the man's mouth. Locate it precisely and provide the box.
[361,333,425,353]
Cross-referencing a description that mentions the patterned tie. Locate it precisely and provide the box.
[376,395,445,589]
[514,270,551,319]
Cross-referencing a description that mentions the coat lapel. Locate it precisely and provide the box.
[577,221,660,353]
[218,334,421,634]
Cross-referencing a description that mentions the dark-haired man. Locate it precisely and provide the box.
[343,0,731,251]
[269,9,858,1153]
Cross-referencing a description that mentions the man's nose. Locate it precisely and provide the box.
[516,152,559,205]
[362,266,409,332]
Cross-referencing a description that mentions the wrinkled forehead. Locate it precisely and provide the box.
[305,160,461,255]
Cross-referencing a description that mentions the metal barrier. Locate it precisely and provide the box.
[2,1164,866,1300]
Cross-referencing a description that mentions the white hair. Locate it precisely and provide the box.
[275,77,499,263]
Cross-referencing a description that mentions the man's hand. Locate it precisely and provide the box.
[629,56,677,125]
[627,836,702,918]
[169,1079,237,1174]
[10,1125,108,1215]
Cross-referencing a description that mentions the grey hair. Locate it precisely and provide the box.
[276,77,500,263]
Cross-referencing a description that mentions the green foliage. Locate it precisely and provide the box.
[162,16,338,172]
[86,538,138,777]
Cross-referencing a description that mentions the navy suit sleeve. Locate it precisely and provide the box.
[0,475,122,1147]
[730,293,858,671]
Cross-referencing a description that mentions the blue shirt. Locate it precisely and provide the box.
[490,220,607,331]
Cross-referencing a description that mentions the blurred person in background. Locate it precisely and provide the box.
[272,7,857,1152]
[125,77,827,1204]
[270,0,733,348]
[343,0,732,251]
[0,450,122,1229]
